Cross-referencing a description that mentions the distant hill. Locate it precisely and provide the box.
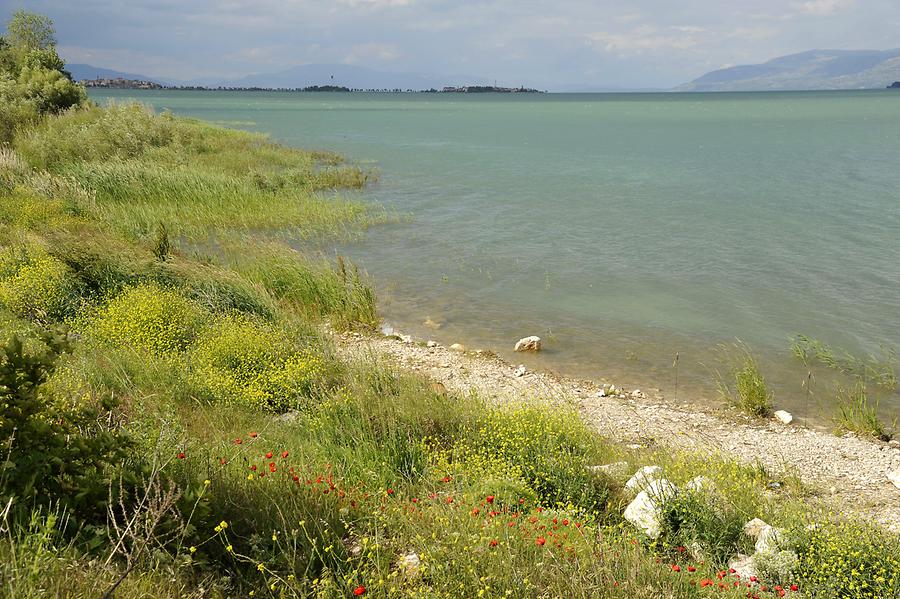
[678,49,900,92]
[214,64,486,90]
[66,63,172,85]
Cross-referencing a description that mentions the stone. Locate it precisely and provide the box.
[449,343,467,352]
[513,365,527,377]
[685,476,714,493]
[631,389,645,399]
[588,461,630,477]
[398,334,413,344]
[889,439,900,448]
[423,317,441,329]
[728,554,759,580]
[774,410,794,425]
[888,468,900,489]
[398,552,421,577]
[755,525,784,553]
[743,518,769,539]
[426,340,438,348]
[514,336,542,352]
[623,479,677,539]
[625,465,663,493]
[596,388,607,397]
[276,410,302,423]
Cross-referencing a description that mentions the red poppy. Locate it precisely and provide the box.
[250,465,257,471]
[790,585,798,592]
[249,432,258,438]
[446,496,454,504]
[268,462,276,472]
[486,495,495,504]
[535,537,546,546]
[177,452,185,459]
[281,451,289,459]
[411,498,418,503]
[677,546,686,553]
[387,488,395,495]
[688,566,696,573]
[353,586,366,596]
[778,592,785,598]
[234,438,243,445]
[671,565,681,572]
[441,476,451,483]
[562,519,569,526]
[489,539,498,547]
[266,452,273,459]
[472,508,480,516]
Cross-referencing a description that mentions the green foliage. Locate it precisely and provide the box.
[5,10,56,52]
[791,516,900,598]
[833,382,894,441]
[715,343,774,417]
[0,329,130,519]
[152,222,170,262]
[86,283,207,355]
[792,334,896,391]
[661,487,746,566]
[0,245,79,322]
[456,405,611,512]
[191,314,326,412]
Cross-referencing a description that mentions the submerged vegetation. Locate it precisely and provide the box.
[1,10,898,598]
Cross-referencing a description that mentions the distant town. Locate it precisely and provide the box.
[80,77,544,93]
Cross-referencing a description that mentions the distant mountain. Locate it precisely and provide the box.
[215,63,486,90]
[678,49,900,92]
[66,63,173,85]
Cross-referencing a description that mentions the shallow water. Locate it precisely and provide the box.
[90,89,900,423]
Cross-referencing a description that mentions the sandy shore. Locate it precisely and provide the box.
[334,330,900,531]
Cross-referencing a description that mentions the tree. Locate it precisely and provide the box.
[6,10,56,52]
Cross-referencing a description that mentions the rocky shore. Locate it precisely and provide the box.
[335,330,900,531]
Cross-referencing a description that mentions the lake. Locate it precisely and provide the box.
[89,89,900,424]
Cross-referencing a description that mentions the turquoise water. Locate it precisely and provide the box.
[90,90,900,422]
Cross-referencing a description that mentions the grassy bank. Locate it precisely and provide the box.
[2,12,899,599]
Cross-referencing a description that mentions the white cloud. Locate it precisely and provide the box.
[792,0,855,16]
[587,25,702,52]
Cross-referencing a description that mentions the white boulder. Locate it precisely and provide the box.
[426,340,438,348]
[728,554,759,579]
[625,465,663,493]
[513,365,527,377]
[623,479,677,539]
[449,343,467,352]
[774,410,794,425]
[755,525,784,553]
[514,336,542,352]
[743,518,769,539]
[398,552,421,576]
[685,476,714,493]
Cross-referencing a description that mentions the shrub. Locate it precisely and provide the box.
[191,314,325,411]
[716,344,773,417]
[0,246,77,321]
[660,488,746,566]
[833,382,894,441]
[456,406,610,512]
[86,283,207,355]
[0,330,130,520]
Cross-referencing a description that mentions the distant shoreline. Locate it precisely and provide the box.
[81,78,545,94]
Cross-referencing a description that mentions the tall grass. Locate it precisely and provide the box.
[714,343,774,417]
[833,382,895,441]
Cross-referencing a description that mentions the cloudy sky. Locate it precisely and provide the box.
[3,0,899,89]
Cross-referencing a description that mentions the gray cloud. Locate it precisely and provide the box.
[3,0,898,88]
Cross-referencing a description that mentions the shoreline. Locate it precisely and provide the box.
[334,328,900,531]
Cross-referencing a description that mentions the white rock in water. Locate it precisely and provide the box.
[623,479,677,539]
[513,365,527,377]
[449,343,466,352]
[888,468,900,489]
[514,335,542,352]
[774,410,794,425]
[625,465,663,493]
[728,554,759,580]
[743,518,769,539]
[686,476,714,492]
[755,525,784,553]
[427,340,438,348]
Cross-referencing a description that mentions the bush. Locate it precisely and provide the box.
[716,344,773,417]
[833,382,894,441]
[191,314,325,411]
[0,330,130,520]
[660,488,746,566]
[86,283,207,355]
[0,246,78,321]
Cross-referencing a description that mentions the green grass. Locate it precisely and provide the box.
[833,382,895,441]
[715,343,774,418]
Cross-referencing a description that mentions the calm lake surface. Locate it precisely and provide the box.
[90,89,900,423]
